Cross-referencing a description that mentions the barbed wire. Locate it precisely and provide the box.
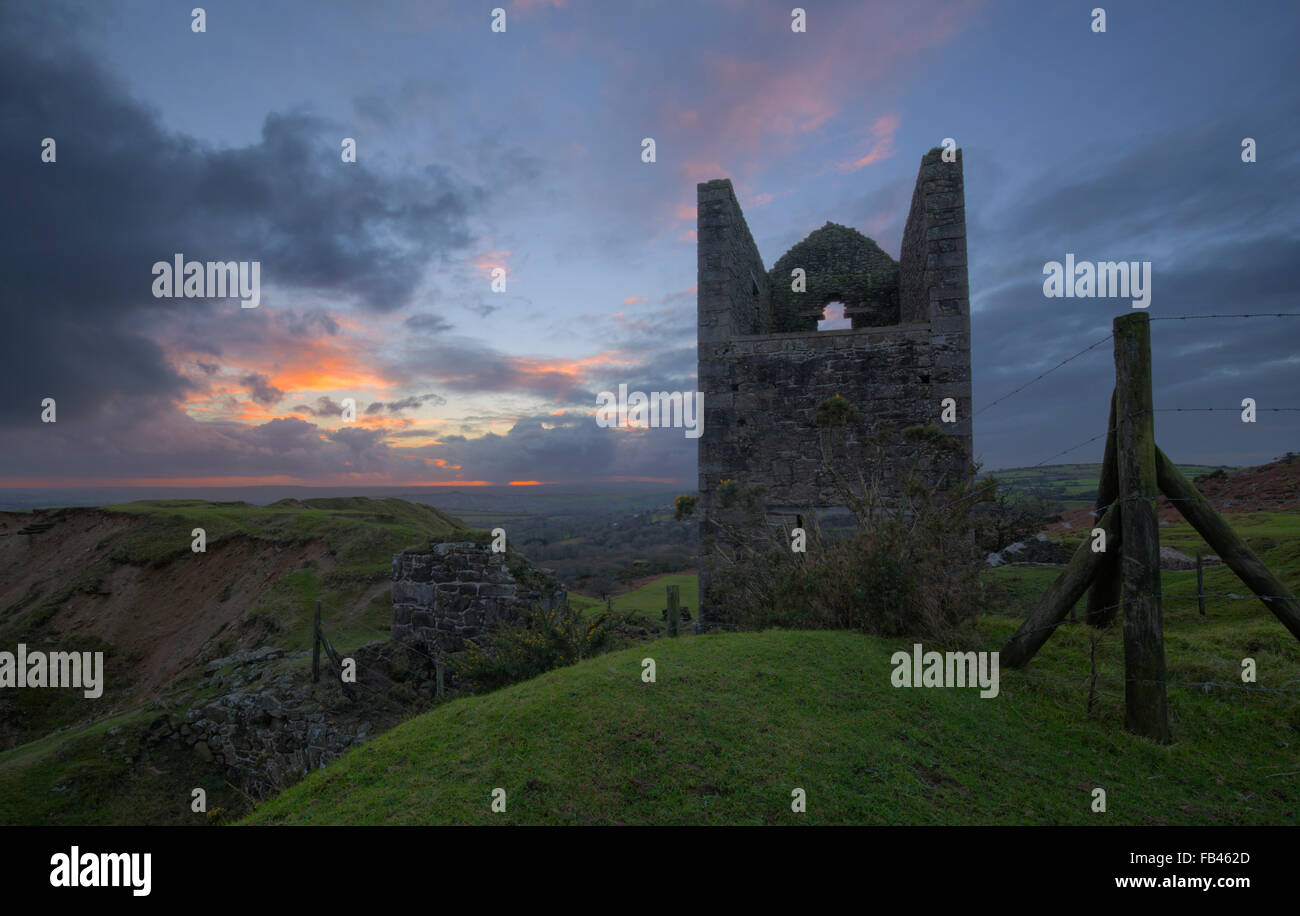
[997,671,1300,695]
[987,591,1298,652]
[1149,313,1300,321]
[1029,428,1113,468]
[975,333,1113,416]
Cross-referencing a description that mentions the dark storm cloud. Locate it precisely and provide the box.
[417,412,695,483]
[292,397,350,418]
[404,313,454,334]
[241,372,285,406]
[965,107,1300,469]
[0,4,480,433]
[364,392,447,415]
[387,338,598,403]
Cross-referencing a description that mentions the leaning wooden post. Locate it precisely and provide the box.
[312,600,321,684]
[1196,554,1206,616]
[1155,447,1300,640]
[1003,503,1120,667]
[1113,313,1170,743]
[1086,390,1122,627]
[667,584,680,637]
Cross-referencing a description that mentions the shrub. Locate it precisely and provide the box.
[451,601,620,692]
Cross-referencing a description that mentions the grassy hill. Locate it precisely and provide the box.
[244,617,1298,826]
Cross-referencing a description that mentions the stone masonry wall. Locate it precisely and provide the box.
[391,542,561,653]
[698,178,772,341]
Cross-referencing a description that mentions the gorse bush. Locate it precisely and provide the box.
[700,399,990,644]
[709,504,979,643]
[452,601,619,692]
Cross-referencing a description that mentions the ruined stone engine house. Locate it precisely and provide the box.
[696,148,973,625]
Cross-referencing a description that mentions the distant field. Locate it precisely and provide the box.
[570,572,698,624]
[983,462,1230,511]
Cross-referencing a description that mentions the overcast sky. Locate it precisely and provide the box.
[2,0,1297,489]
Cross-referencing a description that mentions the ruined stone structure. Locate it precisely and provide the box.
[696,148,973,626]
[391,541,564,653]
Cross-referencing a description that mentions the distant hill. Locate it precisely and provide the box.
[1047,454,1300,532]
[982,461,1234,512]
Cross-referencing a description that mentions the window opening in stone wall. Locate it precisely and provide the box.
[818,300,852,331]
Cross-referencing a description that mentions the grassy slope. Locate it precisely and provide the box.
[245,618,1298,825]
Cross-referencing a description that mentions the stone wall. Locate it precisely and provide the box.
[136,645,402,800]
[696,149,973,628]
[899,147,970,327]
[390,542,562,653]
[698,178,772,341]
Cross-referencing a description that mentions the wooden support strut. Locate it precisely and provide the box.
[1002,503,1120,668]
[1155,446,1300,641]
[1086,391,1122,627]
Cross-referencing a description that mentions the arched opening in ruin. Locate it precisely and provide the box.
[817,300,853,331]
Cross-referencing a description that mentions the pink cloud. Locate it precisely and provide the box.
[838,113,901,172]
[472,249,512,279]
[655,1,980,179]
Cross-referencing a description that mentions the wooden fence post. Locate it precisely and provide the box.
[1113,313,1170,743]
[312,600,321,684]
[1086,390,1122,627]
[667,585,680,637]
[1196,554,1206,616]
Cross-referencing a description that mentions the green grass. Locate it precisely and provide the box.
[0,705,244,825]
[242,623,1298,826]
[569,572,699,624]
